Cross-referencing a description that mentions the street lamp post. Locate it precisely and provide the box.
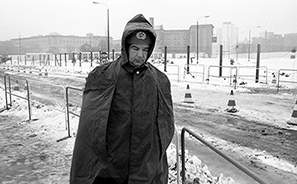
[89,35,92,51]
[248,26,260,62]
[196,15,210,64]
[19,33,21,64]
[248,29,251,62]
[93,1,110,60]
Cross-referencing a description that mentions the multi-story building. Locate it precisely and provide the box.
[10,32,112,54]
[215,22,238,58]
[154,22,214,58]
[2,16,297,58]
[164,29,189,54]
[284,33,297,50]
[2,16,215,58]
[254,31,286,52]
[189,24,214,58]
[153,25,165,58]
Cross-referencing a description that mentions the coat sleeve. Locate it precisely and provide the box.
[70,64,116,184]
[156,71,175,156]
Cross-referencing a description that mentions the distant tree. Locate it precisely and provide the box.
[0,41,19,55]
[79,43,91,52]
[47,47,60,54]
[66,46,75,53]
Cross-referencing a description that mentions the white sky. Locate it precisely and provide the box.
[0,0,297,41]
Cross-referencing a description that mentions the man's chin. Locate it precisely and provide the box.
[130,61,145,68]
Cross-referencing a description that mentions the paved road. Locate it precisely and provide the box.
[174,103,297,184]
[1,68,297,184]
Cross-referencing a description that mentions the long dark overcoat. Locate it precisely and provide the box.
[70,14,174,184]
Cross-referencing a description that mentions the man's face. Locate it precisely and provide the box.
[128,43,150,68]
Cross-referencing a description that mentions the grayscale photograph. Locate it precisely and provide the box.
[0,0,296,184]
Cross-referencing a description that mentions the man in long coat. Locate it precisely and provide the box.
[70,14,175,184]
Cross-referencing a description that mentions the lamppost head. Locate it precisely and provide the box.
[93,1,108,8]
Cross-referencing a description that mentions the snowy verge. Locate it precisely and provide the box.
[0,87,236,184]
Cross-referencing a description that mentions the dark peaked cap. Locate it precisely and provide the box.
[127,14,152,26]
[123,13,156,56]
[127,30,153,45]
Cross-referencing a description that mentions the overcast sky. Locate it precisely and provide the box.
[1,0,296,41]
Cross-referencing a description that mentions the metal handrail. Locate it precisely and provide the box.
[181,127,269,184]
[277,69,297,92]
[157,64,180,82]
[174,125,180,184]
[207,65,269,86]
[59,86,83,142]
[4,74,32,120]
[2,73,71,142]
[236,65,268,84]
[207,65,237,85]
[183,64,205,83]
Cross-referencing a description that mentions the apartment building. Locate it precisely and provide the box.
[10,32,111,54]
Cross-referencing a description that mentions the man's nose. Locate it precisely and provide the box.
[136,50,144,57]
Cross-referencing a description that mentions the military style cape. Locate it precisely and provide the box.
[70,14,174,184]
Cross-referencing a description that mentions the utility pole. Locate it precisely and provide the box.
[196,15,210,64]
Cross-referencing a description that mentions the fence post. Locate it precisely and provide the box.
[90,51,93,68]
[60,54,62,67]
[186,46,190,74]
[25,80,32,121]
[64,53,67,67]
[255,44,261,83]
[8,75,12,107]
[65,87,71,138]
[112,49,115,61]
[219,45,223,77]
[4,75,10,109]
[164,46,167,72]
[79,52,82,67]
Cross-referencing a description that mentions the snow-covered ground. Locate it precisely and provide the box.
[0,84,237,184]
[1,51,297,183]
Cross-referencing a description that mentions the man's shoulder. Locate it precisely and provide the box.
[148,63,169,80]
[88,59,121,77]
[84,61,119,90]
[90,62,112,74]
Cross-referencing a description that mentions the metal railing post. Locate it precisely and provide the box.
[8,75,12,107]
[65,87,71,138]
[57,86,83,142]
[181,127,270,184]
[4,74,9,109]
[156,64,180,82]
[174,125,180,184]
[207,66,210,85]
[277,69,297,93]
[25,80,32,121]
[181,128,186,184]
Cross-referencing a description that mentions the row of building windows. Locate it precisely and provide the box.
[23,39,89,44]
